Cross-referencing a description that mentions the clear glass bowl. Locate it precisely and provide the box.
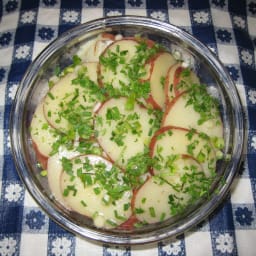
[10,16,245,244]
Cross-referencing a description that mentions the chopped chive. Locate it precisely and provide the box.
[114,210,126,221]
[80,200,87,207]
[149,207,156,217]
[40,170,47,177]
[141,197,146,204]
[47,92,55,100]
[63,185,77,197]
[160,212,166,221]
[106,219,117,227]
[135,208,144,214]
[123,203,130,211]
[93,187,101,195]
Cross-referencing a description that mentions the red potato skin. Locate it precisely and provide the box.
[32,141,48,170]
[94,97,149,167]
[180,154,204,172]
[97,37,164,110]
[150,153,202,176]
[94,96,148,114]
[97,38,140,87]
[100,33,116,41]
[118,214,138,230]
[149,125,204,176]
[146,94,162,110]
[146,52,178,110]
[139,53,155,84]
[164,65,184,105]
[144,39,156,48]
[144,53,164,110]
[173,66,184,96]
[116,36,156,48]
[136,53,162,109]
[149,125,189,158]
[134,37,156,48]
[149,125,215,166]
[145,51,164,65]
[42,97,58,130]
[119,187,141,229]
[93,33,115,54]
[97,37,157,85]
[144,52,174,110]
[164,65,175,105]
[93,100,118,165]
[94,99,119,164]
[161,91,188,126]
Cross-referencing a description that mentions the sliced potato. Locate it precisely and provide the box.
[43,62,98,132]
[98,39,139,89]
[152,154,203,184]
[31,34,225,228]
[162,92,223,140]
[164,63,199,104]
[95,97,155,168]
[146,52,176,109]
[134,176,189,224]
[60,154,132,228]
[47,150,81,207]
[30,101,59,157]
[76,33,115,62]
[150,126,216,177]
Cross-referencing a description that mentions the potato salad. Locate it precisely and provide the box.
[30,33,224,229]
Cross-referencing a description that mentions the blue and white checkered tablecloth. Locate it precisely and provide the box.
[0,0,256,255]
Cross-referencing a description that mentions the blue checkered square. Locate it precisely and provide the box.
[0,1,255,255]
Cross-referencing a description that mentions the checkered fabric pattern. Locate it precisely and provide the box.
[0,0,255,255]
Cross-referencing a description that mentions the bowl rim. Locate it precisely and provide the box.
[10,15,245,245]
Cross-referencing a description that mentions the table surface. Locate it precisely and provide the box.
[0,0,256,255]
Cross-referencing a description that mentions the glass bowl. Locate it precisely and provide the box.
[10,16,245,244]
